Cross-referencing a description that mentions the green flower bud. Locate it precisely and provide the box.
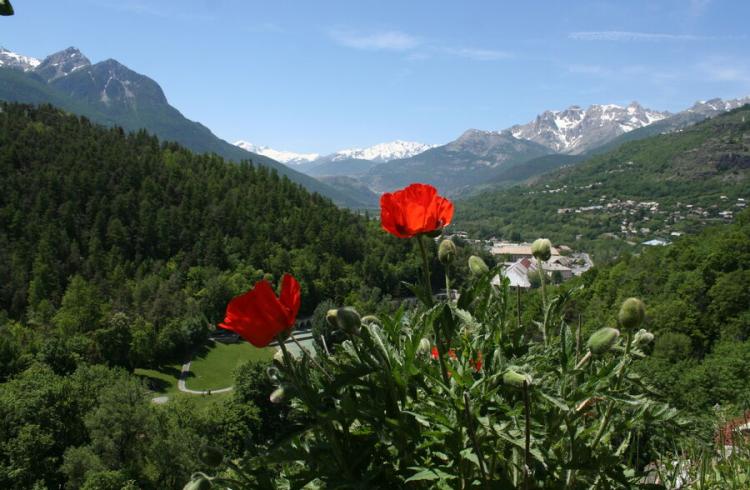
[531,238,552,261]
[326,309,339,328]
[198,445,223,468]
[633,328,655,347]
[336,307,361,334]
[468,255,489,275]
[270,387,285,404]
[618,297,646,330]
[183,476,212,490]
[438,239,457,265]
[503,369,532,388]
[587,327,620,356]
[417,337,431,356]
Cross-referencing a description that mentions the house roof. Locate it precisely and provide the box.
[491,244,561,256]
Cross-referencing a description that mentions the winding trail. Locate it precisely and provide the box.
[177,360,234,395]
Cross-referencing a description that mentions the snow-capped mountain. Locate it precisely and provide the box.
[35,47,91,82]
[232,139,436,177]
[0,47,40,71]
[330,140,436,163]
[508,102,670,154]
[687,96,750,116]
[234,141,320,165]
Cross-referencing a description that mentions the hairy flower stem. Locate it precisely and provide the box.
[537,257,547,308]
[591,334,632,450]
[523,380,532,490]
[537,258,548,345]
[278,336,352,480]
[417,235,434,307]
[463,392,490,487]
[574,351,592,370]
[290,332,333,380]
[516,287,522,333]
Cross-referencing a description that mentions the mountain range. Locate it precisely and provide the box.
[237,96,749,197]
[0,46,372,208]
[2,45,748,207]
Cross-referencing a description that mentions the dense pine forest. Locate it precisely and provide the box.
[0,102,428,372]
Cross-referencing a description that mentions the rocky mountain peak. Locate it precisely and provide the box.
[509,102,670,154]
[35,47,91,82]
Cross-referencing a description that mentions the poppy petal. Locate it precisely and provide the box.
[279,273,301,327]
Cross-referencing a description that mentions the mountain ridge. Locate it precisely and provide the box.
[0,46,371,208]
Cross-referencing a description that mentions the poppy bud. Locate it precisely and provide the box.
[438,239,457,265]
[531,238,552,261]
[633,328,654,347]
[335,307,361,334]
[417,337,431,356]
[326,309,339,328]
[503,370,532,388]
[198,445,223,468]
[270,387,285,404]
[618,297,646,330]
[183,476,212,490]
[361,315,380,325]
[468,255,489,275]
[587,327,620,355]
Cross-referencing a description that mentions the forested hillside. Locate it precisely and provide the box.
[0,103,420,372]
[456,105,750,259]
[567,210,750,423]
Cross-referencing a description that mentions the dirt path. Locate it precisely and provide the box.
[177,360,234,395]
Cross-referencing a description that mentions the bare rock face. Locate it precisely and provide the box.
[508,102,671,154]
[34,47,91,82]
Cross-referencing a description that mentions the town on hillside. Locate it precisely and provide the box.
[445,231,594,288]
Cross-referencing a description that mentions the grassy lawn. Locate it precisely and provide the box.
[185,339,274,391]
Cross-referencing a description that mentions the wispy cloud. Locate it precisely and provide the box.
[569,31,711,42]
[329,30,421,51]
[441,47,512,61]
[328,28,510,62]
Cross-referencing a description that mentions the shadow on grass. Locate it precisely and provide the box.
[191,340,216,361]
[137,374,171,393]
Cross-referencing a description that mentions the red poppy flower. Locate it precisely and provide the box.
[220,274,301,347]
[380,183,454,239]
[470,351,483,372]
[431,346,457,361]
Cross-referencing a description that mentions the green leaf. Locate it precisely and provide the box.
[405,467,456,482]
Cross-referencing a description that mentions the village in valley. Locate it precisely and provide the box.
[445,231,594,289]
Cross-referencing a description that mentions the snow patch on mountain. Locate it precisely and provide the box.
[0,47,40,71]
[508,102,670,154]
[234,141,320,164]
[331,140,436,162]
[687,96,750,116]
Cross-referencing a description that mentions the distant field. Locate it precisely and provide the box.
[134,339,274,408]
[185,339,274,391]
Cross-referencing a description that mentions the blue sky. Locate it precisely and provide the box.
[3,0,750,153]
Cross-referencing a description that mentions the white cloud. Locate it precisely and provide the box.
[569,31,707,42]
[329,30,421,51]
[329,28,510,62]
[441,47,511,61]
